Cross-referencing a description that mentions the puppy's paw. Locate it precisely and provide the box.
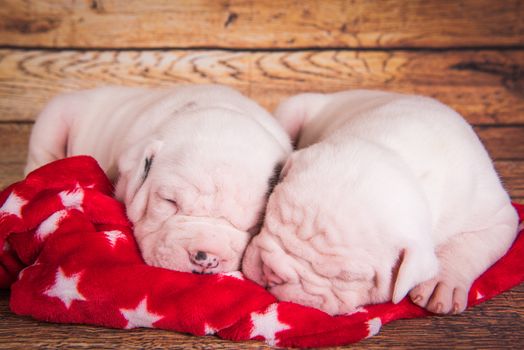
[409,277,438,309]
[409,276,469,314]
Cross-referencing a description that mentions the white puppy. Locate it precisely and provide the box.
[25,84,292,274]
[242,90,518,315]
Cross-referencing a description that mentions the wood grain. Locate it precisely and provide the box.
[0,0,523,49]
[0,123,523,202]
[1,286,523,349]
[1,49,524,124]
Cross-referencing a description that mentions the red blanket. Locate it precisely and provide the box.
[1,156,523,348]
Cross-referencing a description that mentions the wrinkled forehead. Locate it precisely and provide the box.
[163,160,241,195]
[150,151,273,226]
[159,134,280,180]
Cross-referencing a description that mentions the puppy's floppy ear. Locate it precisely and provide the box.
[115,139,163,222]
[274,93,328,145]
[391,244,439,304]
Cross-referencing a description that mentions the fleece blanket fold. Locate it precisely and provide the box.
[0,156,523,348]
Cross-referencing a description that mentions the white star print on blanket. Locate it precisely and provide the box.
[250,303,290,346]
[366,317,382,338]
[103,230,127,248]
[218,271,244,280]
[475,290,485,301]
[36,210,68,240]
[119,297,163,329]
[44,267,86,309]
[59,186,84,211]
[0,191,27,218]
[204,323,218,335]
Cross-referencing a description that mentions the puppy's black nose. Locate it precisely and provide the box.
[190,251,220,269]
[195,251,207,261]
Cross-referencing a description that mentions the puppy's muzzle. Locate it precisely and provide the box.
[190,250,220,271]
[154,215,251,274]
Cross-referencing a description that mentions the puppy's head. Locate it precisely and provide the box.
[115,108,290,274]
[243,145,438,315]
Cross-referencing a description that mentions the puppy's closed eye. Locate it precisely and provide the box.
[143,156,153,181]
[158,195,177,209]
[152,193,178,217]
[163,198,177,205]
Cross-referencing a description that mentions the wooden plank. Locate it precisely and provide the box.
[1,49,524,124]
[496,161,524,203]
[0,124,29,164]
[0,163,23,192]
[476,127,524,160]
[0,286,523,349]
[1,123,523,202]
[0,0,522,49]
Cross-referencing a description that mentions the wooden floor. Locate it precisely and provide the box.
[1,287,523,349]
[0,0,523,348]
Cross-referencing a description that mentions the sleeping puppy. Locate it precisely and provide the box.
[242,90,518,315]
[25,84,292,274]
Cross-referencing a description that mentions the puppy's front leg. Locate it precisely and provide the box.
[25,94,79,175]
[410,203,518,314]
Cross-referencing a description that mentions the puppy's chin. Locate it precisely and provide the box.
[269,283,325,309]
[270,277,383,315]
[268,282,363,315]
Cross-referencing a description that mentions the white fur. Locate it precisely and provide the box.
[26,84,292,274]
[242,90,518,315]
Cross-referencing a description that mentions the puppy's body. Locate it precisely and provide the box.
[26,84,292,274]
[242,90,518,315]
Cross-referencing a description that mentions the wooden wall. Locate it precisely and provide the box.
[0,1,523,348]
